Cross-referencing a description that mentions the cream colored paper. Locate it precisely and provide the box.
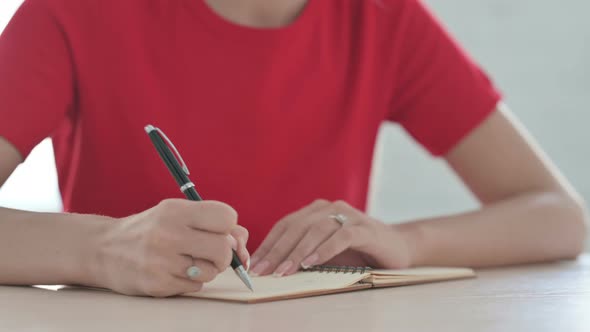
[183,266,474,303]
[185,269,370,303]
[370,267,475,277]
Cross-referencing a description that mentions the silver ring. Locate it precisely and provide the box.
[329,213,348,225]
[180,182,195,193]
[186,265,201,280]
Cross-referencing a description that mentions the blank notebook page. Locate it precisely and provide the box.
[184,269,370,302]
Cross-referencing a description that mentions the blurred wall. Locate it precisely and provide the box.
[369,0,590,252]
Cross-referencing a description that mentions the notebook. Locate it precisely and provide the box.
[184,265,475,303]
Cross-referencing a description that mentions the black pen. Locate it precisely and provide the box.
[144,124,254,291]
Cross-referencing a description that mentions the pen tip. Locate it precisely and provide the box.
[243,273,255,292]
[235,266,254,292]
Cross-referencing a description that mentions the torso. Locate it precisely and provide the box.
[23,0,425,250]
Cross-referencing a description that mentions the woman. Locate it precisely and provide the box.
[0,0,586,297]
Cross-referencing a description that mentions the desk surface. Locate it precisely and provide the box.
[1,255,588,332]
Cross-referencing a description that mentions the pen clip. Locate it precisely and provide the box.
[145,125,190,175]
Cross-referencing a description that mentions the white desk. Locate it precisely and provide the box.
[1,255,588,332]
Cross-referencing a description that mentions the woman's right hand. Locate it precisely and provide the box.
[91,199,249,297]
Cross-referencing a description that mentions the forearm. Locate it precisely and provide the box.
[397,191,588,268]
[0,207,112,286]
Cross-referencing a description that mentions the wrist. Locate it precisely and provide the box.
[393,221,427,267]
[68,214,116,287]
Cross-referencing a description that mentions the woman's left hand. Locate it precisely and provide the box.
[249,200,413,277]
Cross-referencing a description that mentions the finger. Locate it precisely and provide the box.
[158,199,238,234]
[301,225,358,268]
[170,256,220,283]
[276,218,341,277]
[256,200,338,276]
[249,225,283,269]
[273,203,359,276]
[231,225,249,247]
[228,234,238,251]
[177,230,233,271]
[171,276,204,295]
[250,200,332,276]
[141,273,204,298]
[251,199,330,266]
[250,226,308,276]
[231,226,251,269]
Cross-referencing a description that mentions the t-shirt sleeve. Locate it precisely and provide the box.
[0,0,74,159]
[387,0,502,156]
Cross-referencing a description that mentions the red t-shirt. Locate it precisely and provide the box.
[0,0,501,251]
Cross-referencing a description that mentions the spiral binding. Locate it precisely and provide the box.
[303,265,372,274]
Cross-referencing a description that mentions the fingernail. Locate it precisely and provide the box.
[250,255,260,268]
[250,260,269,277]
[273,261,293,278]
[301,253,319,269]
[246,257,251,271]
[228,235,237,250]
